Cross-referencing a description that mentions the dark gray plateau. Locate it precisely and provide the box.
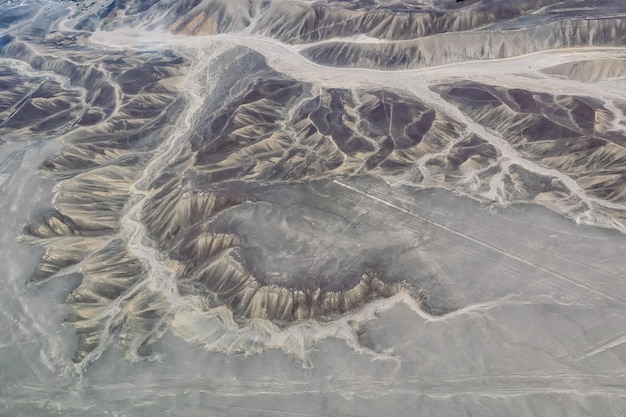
[2,0,626,416]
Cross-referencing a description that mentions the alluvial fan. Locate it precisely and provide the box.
[6,0,626,364]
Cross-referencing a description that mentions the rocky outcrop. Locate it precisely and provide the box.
[301,17,626,69]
